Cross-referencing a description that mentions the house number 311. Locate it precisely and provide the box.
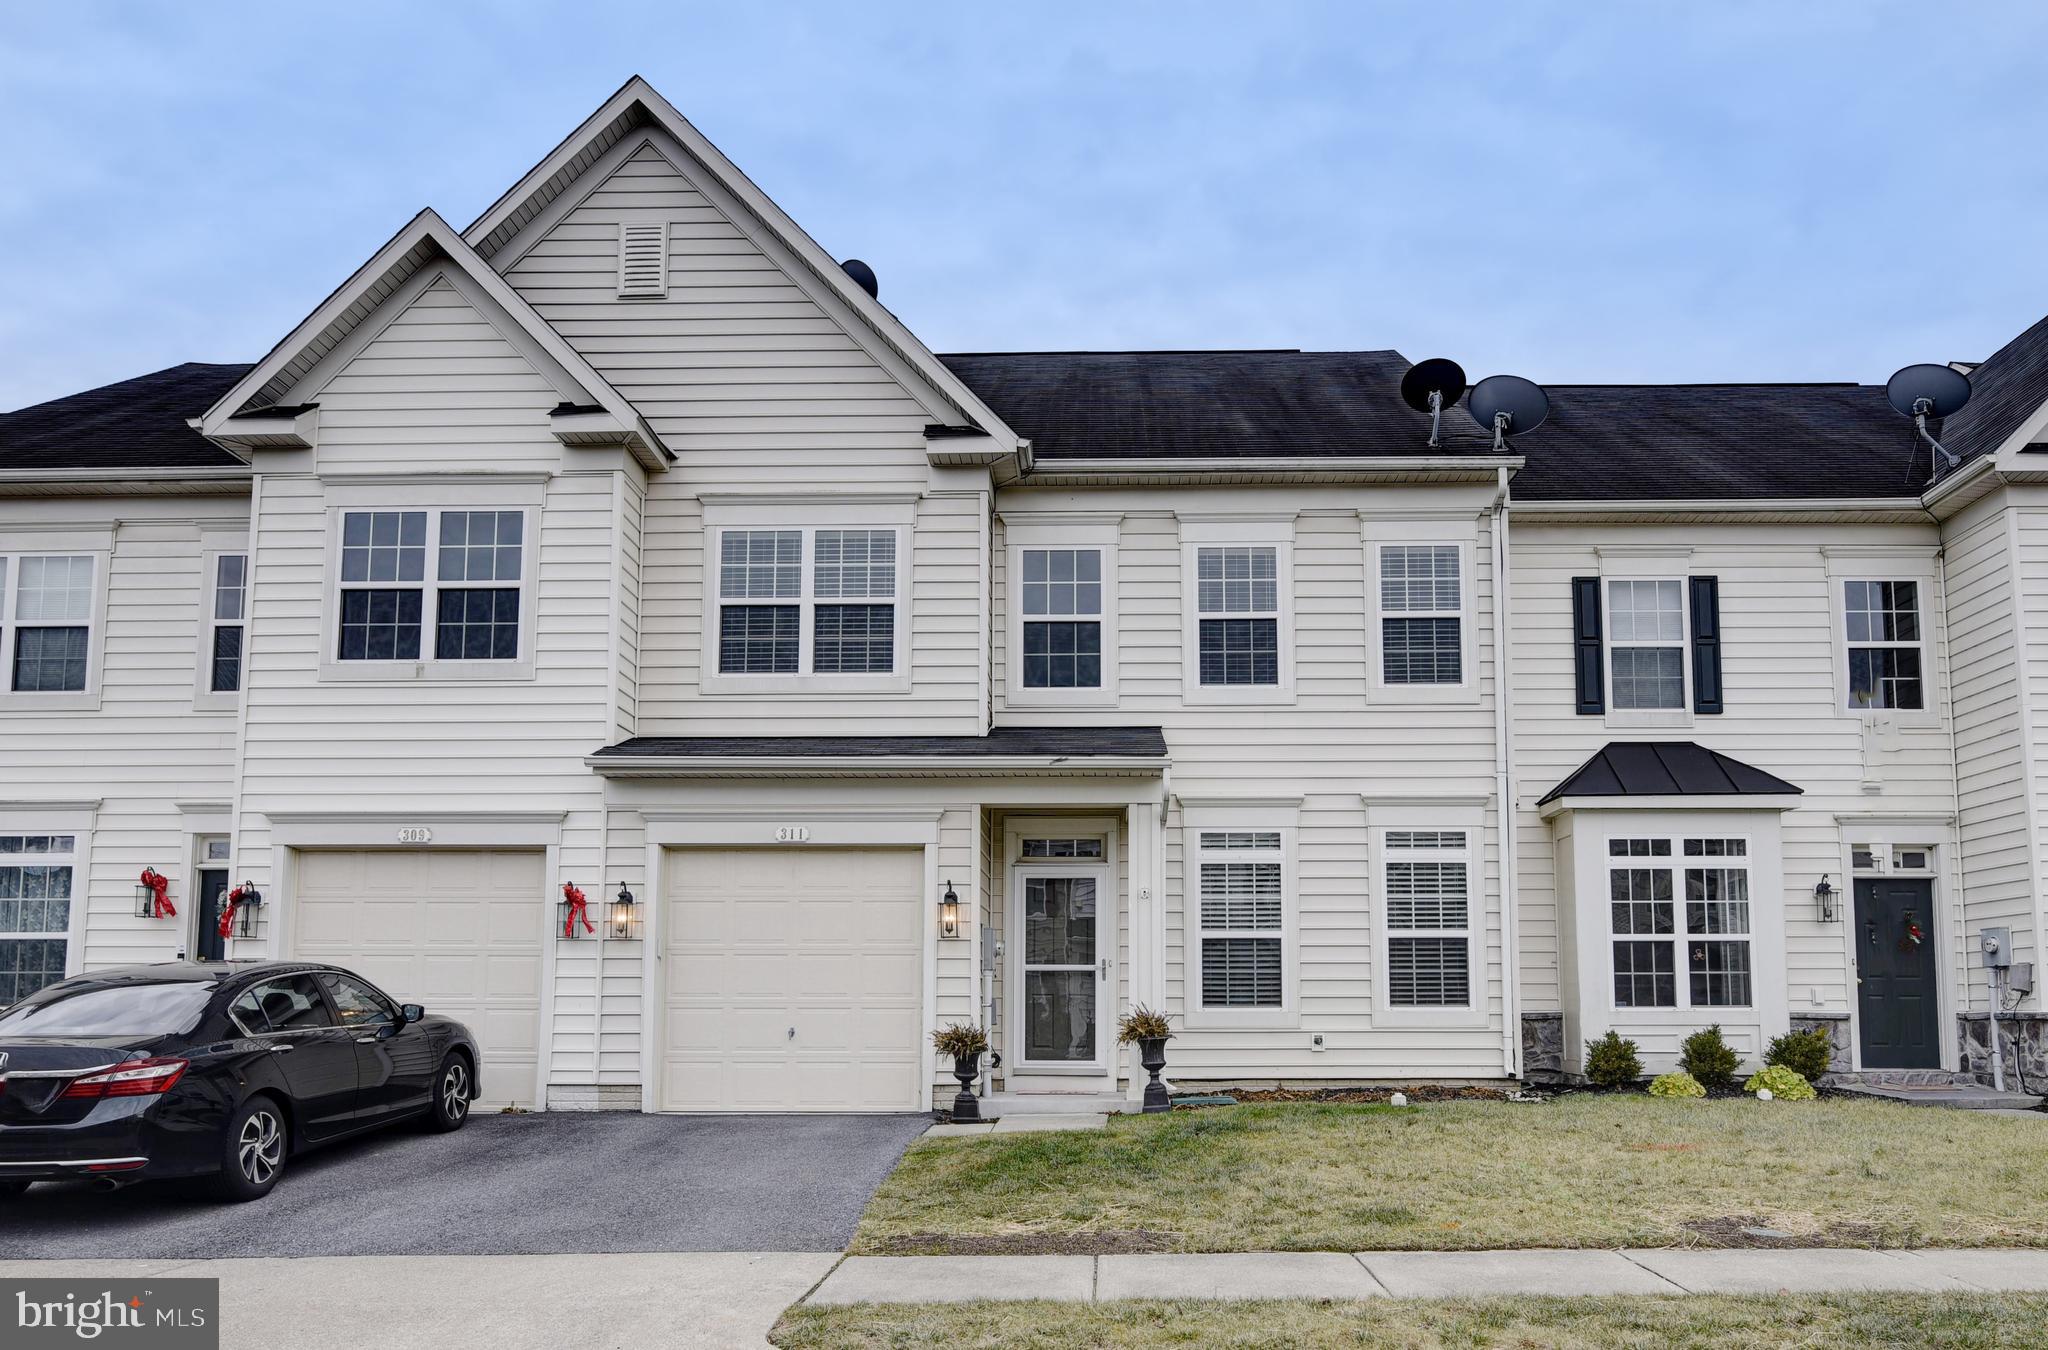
[775,826,810,844]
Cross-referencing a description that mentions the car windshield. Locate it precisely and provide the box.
[0,982,215,1038]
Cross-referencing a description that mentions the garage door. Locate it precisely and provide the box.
[292,849,544,1109]
[662,848,923,1112]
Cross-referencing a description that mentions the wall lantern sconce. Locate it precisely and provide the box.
[560,882,594,940]
[609,884,640,941]
[939,881,961,939]
[1815,874,1838,923]
[221,881,263,939]
[135,868,175,919]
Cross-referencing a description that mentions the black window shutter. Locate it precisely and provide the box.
[1571,577,1604,715]
[1690,575,1723,714]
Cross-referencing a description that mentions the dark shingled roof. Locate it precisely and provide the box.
[1538,741,1803,805]
[940,350,1500,459]
[0,362,253,471]
[593,726,1168,759]
[1941,312,2048,465]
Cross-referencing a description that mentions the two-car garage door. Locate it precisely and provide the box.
[661,848,923,1112]
[292,849,544,1109]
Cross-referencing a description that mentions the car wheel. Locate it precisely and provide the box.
[425,1053,473,1132]
[0,1180,30,1198]
[214,1096,288,1203]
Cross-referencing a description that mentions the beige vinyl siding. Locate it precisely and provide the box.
[994,486,1507,1080]
[493,135,984,736]
[1508,521,1956,1031]
[0,495,246,972]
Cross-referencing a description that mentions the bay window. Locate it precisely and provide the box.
[1608,835,1752,1009]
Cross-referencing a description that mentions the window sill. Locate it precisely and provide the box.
[0,691,103,713]
[192,691,241,714]
[1372,1005,1490,1030]
[1181,685,1297,708]
[1181,1006,1299,1031]
[318,660,537,684]
[1005,686,1120,709]
[1603,709,1692,730]
[1370,683,1481,707]
[700,673,913,697]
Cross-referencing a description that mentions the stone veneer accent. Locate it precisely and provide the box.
[1960,1012,2048,1090]
[1521,1011,1564,1080]
[1790,1012,1853,1074]
[546,1083,643,1112]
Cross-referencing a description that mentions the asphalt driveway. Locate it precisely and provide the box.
[0,1112,930,1258]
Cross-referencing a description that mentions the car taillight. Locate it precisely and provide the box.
[60,1057,189,1100]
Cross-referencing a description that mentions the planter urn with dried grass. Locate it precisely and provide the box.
[930,1023,989,1121]
[1117,1006,1174,1113]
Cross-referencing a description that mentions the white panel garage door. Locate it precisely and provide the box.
[662,848,923,1112]
[292,849,544,1109]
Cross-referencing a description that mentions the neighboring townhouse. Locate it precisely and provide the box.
[6,78,2048,1114]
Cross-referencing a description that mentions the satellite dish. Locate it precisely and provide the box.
[840,258,879,299]
[1400,358,1468,448]
[1467,374,1551,451]
[1886,363,1971,478]
[1886,363,1971,420]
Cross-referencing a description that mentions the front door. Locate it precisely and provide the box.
[1855,877,1940,1069]
[1011,866,1110,1075]
[194,870,228,962]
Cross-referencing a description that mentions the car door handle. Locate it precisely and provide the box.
[269,1043,294,1054]
[355,1035,382,1044]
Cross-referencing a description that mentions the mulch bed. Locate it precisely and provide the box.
[1222,1084,1512,1105]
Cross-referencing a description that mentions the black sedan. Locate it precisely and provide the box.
[0,961,481,1202]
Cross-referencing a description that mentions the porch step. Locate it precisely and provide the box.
[1828,1072,2041,1111]
[981,1092,1128,1116]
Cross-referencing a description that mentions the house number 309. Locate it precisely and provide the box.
[396,827,433,845]
[775,826,811,844]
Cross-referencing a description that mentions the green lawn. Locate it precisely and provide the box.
[853,1097,2048,1254]
[771,1293,2048,1349]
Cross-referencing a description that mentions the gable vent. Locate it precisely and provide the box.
[617,222,668,298]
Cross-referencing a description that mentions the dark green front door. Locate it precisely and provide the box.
[1855,877,1939,1068]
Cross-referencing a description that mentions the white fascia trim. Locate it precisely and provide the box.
[1513,497,1934,524]
[461,80,1022,452]
[199,209,668,467]
[1537,793,1804,821]
[1027,456,1523,480]
[0,467,252,487]
[585,754,1168,778]
[210,407,320,451]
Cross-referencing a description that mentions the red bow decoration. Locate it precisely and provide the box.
[218,883,255,940]
[139,868,175,919]
[562,882,593,938]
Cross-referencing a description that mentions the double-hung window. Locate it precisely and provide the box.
[0,832,75,1003]
[1608,835,1752,1009]
[331,507,529,672]
[1843,580,1923,711]
[1376,543,1466,688]
[1606,579,1686,710]
[2,555,96,695]
[1381,830,1473,1009]
[1021,548,1103,689]
[714,526,900,678]
[1191,828,1292,1020]
[1183,532,1292,701]
[207,553,248,694]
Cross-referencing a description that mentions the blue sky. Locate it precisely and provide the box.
[4,3,2047,410]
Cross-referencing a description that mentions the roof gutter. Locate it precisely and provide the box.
[1020,454,1523,480]
[585,753,1169,779]
[1513,496,1931,519]
[0,466,254,497]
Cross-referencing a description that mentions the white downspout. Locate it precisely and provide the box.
[1493,467,1524,1078]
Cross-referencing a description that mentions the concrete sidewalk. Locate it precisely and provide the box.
[806,1247,2048,1305]
[0,1252,838,1350]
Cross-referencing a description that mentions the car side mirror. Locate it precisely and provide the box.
[401,1003,425,1025]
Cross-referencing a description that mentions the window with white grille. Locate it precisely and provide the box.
[2,555,96,695]
[1378,544,1464,686]
[1606,835,1752,1009]
[713,526,900,677]
[1606,579,1687,710]
[0,832,75,1003]
[1194,829,1287,1012]
[1380,828,1472,1009]
[617,222,669,298]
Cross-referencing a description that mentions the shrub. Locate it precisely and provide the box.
[930,1023,988,1058]
[1116,1005,1173,1045]
[1648,1071,1706,1099]
[1584,1031,1643,1088]
[1766,1027,1836,1082]
[1679,1024,1741,1090]
[1745,1064,1817,1101]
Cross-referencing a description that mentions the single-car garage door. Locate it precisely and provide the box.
[662,847,923,1112]
[292,849,544,1109]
